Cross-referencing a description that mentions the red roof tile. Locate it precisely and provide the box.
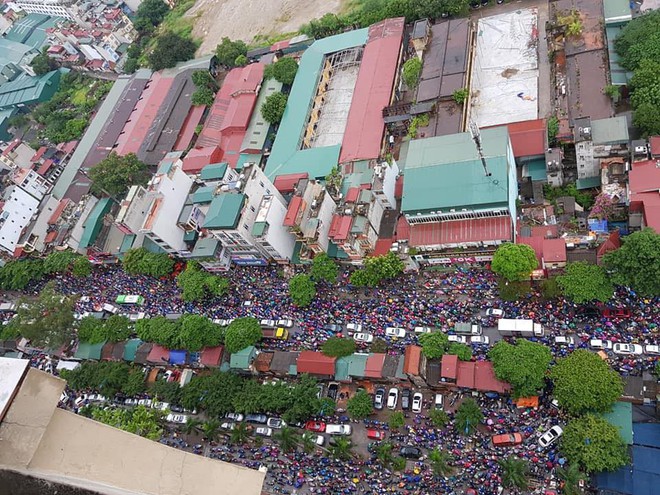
[441,354,458,380]
[182,146,223,174]
[200,346,223,367]
[329,215,353,241]
[409,217,512,247]
[517,236,543,267]
[395,216,410,241]
[37,159,54,176]
[597,231,620,258]
[403,345,421,375]
[44,231,57,243]
[283,196,303,226]
[372,238,393,256]
[542,238,566,263]
[2,140,19,156]
[629,160,660,194]
[473,361,510,394]
[530,224,558,238]
[273,173,308,193]
[456,360,475,388]
[48,199,70,225]
[345,187,360,203]
[174,105,205,151]
[649,136,660,157]
[255,352,273,372]
[364,353,386,378]
[296,351,336,375]
[146,344,169,364]
[270,40,290,51]
[31,146,47,162]
[506,119,546,158]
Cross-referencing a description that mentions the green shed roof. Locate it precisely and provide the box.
[603,0,632,25]
[203,193,245,229]
[241,78,282,153]
[347,353,368,377]
[524,158,547,181]
[192,186,215,204]
[576,176,601,190]
[265,28,369,181]
[74,341,106,360]
[252,221,267,237]
[123,339,143,362]
[334,357,350,381]
[606,26,632,85]
[401,126,512,214]
[200,162,228,181]
[591,116,629,145]
[5,14,60,49]
[600,401,633,445]
[229,345,257,369]
[119,234,136,254]
[191,237,219,258]
[235,153,262,170]
[79,197,112,249]
[0,69,63,110]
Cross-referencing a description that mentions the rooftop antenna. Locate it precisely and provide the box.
[469,120,492,177]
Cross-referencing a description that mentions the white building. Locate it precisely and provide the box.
[0,185,40,255]
[11,168,50,200]
[12,0,75,19]
[0,141,37,171]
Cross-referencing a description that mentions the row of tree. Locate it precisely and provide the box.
[287,254,339,307]
[0,251,91,291]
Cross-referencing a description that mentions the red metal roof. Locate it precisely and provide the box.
[37,159,54,176]
[456,360,475,388]
[530,224,559,238]
[441,354,458,380]
[364,353,386,378]
[649,136,660,157]
[403,345,422,375]
[284,196,303,226]
[542,238,566,263]
[271,40,290,51]
[44,231,57,243]
[345,187,360,203]
[182,146,223,174]
[394,176,404,199]
[2,140,19,156]
[48,199,70,225]
[372,238,393,256]
[339,18,405,163]
[296,351,336,375]
[31,146,47,162]
[200,346,224,367]
[597,231,620,258]
[506,119,546,158]
[174,105,205,151]
[473,361,510,394]
[395,216,410,241]
[628,160,660,231]
[409,216,512,247]
[517,237,543,267]
[146,344,169,364]
[273,173,308,193]
[328,215,353,241]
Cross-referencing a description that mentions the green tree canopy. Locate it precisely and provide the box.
[30,52,58,75]
[447,342,472,361]
[148,31,197,71]
[88,152,150,198]
[614,9,660,71]
[388,411,405,430]
[178,315,224,351]
[224,317,262,354]
[122,248,174,278]
[191,87,215,106]
[72,256,93,277]
[43,251,79,274]
[234,54,248,67]
[347,389,373,419]
[310,253,339,283]
[491,243,538,281]
[0,259,45,290]
[350,252,404,287]
[632,102,660,137]
[321,336,356,358]
[288,274,316,307]
[560,415,629,473]
[499,457,529,491]
[556,463,588,495]
[263,57,299,85]
[489,340,552,399]
[454,398,483,436]
[122,369,146,397]
[557,261,614,303]
[150,378,182,404]
[135,0,169,31]
[191,70,218,90]
[135,316,180,348]
[215,37,248,67]
[402,57,422,88]
[90,405,163,440]
[550,350,624,415]
[429,448,454,478]
[177,262,229,302]
[261,92,288,124]
[418,332,450,359]
[62,361,132,398]
[602,228,660,296]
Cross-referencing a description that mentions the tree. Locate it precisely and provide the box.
[321,337,356,358]
[0,259,44,290]
[89,152,149,197]
[230,422,250,444]
[454,398,483,435]
[429,409,449,428]
[350,252,404,287]
[90,405,163,440]
[135,0,170,31]
[318,397,336,417]
[122,369,146,397]
[43,251,78,274]
[261,92,288,125]
[263,57,299,85]
[150,379,182,404]
[489,340,552,399]
[122,248,174,278]
[603,84,621,102]
[329,437,353,460]
[10,281,75,349]
[557,262,614,303]
[376,442,394,467]
[215,37,248,68]
[560,415,629,473]
[388,411,405,430]
[550,350,623,415]
[234,54,248,67]
[418,332,449,359]
[103,315,132,342]
[31,52,58,75]
[300,431,317,453]
[62,361,132,398]
[556,463,588,495]
[177,262,229,302]
[540,277,561,299]
[77,316,106,344]
[370,338,388,354]
[72,256,93,277]
[590,193,618,220]
[310,253,338,283]
[447,342,472,361]
[614,10,660,71]
[491,243,538,282]
[274,426,299,452]
[191,70,218,91]
[429,448,453,478]
[499,457,529,491]
[347,389,373,419]
[288,274,316,307]
[191,87,215,106]
[183,417,202,436]
[632,102,660,137]
[392,456,407,471]
[452,88,469,105]
[602,228,660,296]
[178,314,224,351]
[148,31,197,71]
[224,317,262,354]
[201,419,221,442]
[402,57,422,88]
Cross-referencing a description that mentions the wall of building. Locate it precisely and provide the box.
[316,193,336,252]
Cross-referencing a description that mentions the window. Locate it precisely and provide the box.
[259,181,264,187]
[250,206,255,212]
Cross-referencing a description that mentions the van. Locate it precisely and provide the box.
[454,323,482,335]
[326,424,352,436]
[245,414,268,424]
[102,303,119,314]
[492,433,523,447]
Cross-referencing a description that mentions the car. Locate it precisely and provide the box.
[124,398,138,406]
[602,308,631,318]
[277,319,294,328]
[374,387,386,410]
[214,318,233,326]
[492,433,523,447]
[414,326,433,334]
[127,312,146,321]
[399,446,422,459]
[245,414,268,424]
[401,388,411,410]
[385,327,406,338]
[166,413,188,424]
[151,401,170,411]
[326,424,352,436]
[590,339,613,350]
[554,336,575,346]
[87,393,107,403]
[387,388,399,410]
[305,420,326,432]
[314,434,325,446]
[613,343,643,355]
[74,395,88,408]
[260,319,276,328]
[434,394,444,410]
[448,335,467,344]
[327,382,339,400]
[137,398,153,407]
[353,332,374,343]
[225,412,244,422]
[170,404,184,413]
[255,427,273,437]
[220,421,236,430]
[470,335,490,345]
[412,392,423,413]
[267,417,286,429]
[486,308,504,317]
[645,344,660,355]
[366,429,386,440]
[325,323,343,333]
[539,426,563,448]
[346,322,363,333]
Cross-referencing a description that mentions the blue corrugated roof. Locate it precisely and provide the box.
[168,350,187,365]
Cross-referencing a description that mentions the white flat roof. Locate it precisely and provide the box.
[0,357,28,421]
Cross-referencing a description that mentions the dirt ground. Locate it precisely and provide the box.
[186,0,345,55]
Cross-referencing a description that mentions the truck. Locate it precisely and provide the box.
[497,319,544,337]
[262,327,289,340]
[0,302,16,312]
[454,322,482,335]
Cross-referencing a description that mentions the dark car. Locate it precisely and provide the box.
[401,388,411,410]
[399,446,423,459]
[170,404,184,413]
[325,323,343,333]
[245,414,268,424]
[327,382,339,401]
[374,387,386,410]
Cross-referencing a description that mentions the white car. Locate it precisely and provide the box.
[412,392,423,413]
[590,339,613,350]
[87,393,107,403]
[326,424,352,436]
[255,427,273,437]
[434,394,444,410]
[225,412,244,422]
[151,401,170,411]
[166,413,189,424]
[277,319,294,328]
[267,417,286,429]
[538,425,563,448]
[387,388,399,410]
[220,422,236,430]
[385,327,406,338]
[353,333,374,343]
[470,335,490,345]
[645,344,660,355]
[137,398,153,407]
[127,312,146,321]
[486,308,504,317]
[124,398,138,406]
[314,434,325,446]
[613,343,643,355]
[414,326,433,334]
[346,322,363,333]
[554,336,575,346]
[260,319,276,328]
[448,335,467,344]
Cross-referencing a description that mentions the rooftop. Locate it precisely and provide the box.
[591,116,629,145]
[502,119,546,158]
[203,193,246,229]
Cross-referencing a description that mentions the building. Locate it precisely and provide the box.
[628,159,660,232]
[575,116,629,185]
[400,126,517,259]
[12,0,74,19]
[0,357,265,495]
[603,0,633,86]
[0,185,40,255]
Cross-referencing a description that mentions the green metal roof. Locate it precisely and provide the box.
[327,241,349,259]
[600,401,633,445]
[241,78,282,153]
[350,215,368,234]
[591,116,629,145]
[252,221,267,237]
[192,186,215,204]
[576,177,601,189]
[230,345,257,369]
[524,158,547,181]
[157,160,173,175]
[347,353,368,377]
[200,162,228,181]
[606,26,632,85]
[334,357,350,381]
[0,69,63,109]
[235,153,262,170]
[74,341,106,360]
[0,39,37,66]
[265,28,369,181]
[0,107,18,142]
[401,126,512,214]
[191,237,219,258]
[79,197,112,249]
[203,193,245,229]
[119,234,136,253]
[5,14,60,49]
[603,0,631,25]
[123,339,143,362]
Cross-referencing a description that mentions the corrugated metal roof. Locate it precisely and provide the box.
[542,238,566,262]
[297,350,336,375]
[203,193,245,229]
[364,353,385,378]
[174,105,206,151]
[192,186,216,204]
[273,172,308,193]
[78,197,112,249]
[504,119,546,158]
[409,216,512,247]
[403,345,421,375]
[284,195,303,226]
[241,78,282,153]
[591,116,629,145]
[200,162,228,181]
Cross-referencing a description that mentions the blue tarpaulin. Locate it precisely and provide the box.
[168,350,187,365]
[588,218,608,233]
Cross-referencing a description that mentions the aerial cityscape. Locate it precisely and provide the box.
[0,0,658,494]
